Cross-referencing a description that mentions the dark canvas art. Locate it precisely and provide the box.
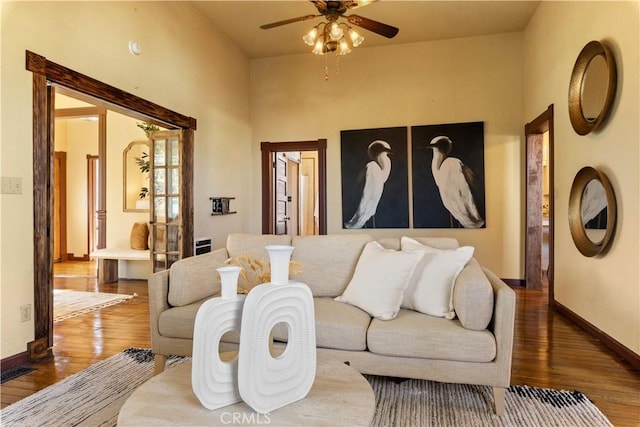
[411,122,486,228]
[341,127,409,229]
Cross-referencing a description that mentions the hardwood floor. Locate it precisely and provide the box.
[1,262,639,425]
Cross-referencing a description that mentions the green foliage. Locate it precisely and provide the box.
[136,122,160,137]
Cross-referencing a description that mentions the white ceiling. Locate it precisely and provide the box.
[191,1,541,59]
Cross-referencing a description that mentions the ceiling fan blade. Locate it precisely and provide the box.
[260,15,318,30]
[348,0,378,11]
[347,14,399,38]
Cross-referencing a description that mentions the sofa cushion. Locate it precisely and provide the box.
[367,309,496,363]
[272,297,371,351]
[400,237,474,318]
[453,258,494,330]
[335,241,424,320]
[377,236,459,251]
[159,297,213,339]
[291,234,372,297]
[168,248,229,307]
[226,234,292,260]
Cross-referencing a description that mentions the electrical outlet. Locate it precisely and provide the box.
[20,304,32,322]
[1,176,22,194]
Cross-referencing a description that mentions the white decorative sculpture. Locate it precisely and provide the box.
[264,245,295,285]
[192,247,317,415]
[238,280,316,414]
[191,266,244,410]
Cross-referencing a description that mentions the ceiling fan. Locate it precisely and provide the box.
[260,0,399,55]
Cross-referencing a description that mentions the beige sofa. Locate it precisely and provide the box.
[148,233,516,415]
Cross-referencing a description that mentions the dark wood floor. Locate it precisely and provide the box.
[1,262,639,426]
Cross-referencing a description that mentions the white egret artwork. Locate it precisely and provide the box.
[341,127,409,229]
[411,122,486,229]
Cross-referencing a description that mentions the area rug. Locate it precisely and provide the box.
[53,290,134,322]
[0,348,612,427]
[1,366,37,384]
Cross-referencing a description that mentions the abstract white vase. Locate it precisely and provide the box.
[191,266,245,410]
[265,245,295,285]
[237,280,316,414]
[217,265,242,299]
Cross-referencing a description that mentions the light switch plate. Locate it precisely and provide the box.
[1,176,22,194]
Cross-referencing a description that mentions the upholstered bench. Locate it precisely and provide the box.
[90,248,151,284]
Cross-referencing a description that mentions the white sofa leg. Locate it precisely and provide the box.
[154,354,167,375]
[493,387,506,415]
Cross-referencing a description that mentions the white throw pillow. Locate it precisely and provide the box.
[401,236,474,319]
[335,241,424,320]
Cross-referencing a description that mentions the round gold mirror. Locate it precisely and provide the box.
[568,167,616,257]
[568,40,617,135]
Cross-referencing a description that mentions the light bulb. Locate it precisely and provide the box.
[338,38,351,55]
[303,27,318,46]
[349,28,364,47]
[330,22,344,40]
[312,39,325,55]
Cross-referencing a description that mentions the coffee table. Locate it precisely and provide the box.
[118,355,376,426]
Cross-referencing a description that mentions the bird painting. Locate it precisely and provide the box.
[427,135,484,228]
[344,140,392,228]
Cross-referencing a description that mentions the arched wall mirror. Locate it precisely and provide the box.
[123,140,151,212]
[568,166,616,257]
[568,40,617,135]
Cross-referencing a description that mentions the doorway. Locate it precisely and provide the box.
[272,151,319,236]
[524,105,554,301]
[27,50,196,360]
[54,105,105,261]
[261,140,327,235]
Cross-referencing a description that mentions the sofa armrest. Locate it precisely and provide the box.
[148,269,171,352]
[483,267,516,387]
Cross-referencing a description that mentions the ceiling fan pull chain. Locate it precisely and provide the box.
[324,54,330,81]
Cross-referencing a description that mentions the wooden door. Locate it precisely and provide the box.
[287,159,300,236]
[525,104,554,297]
[87,155,99,255]
[275,153,289,235]
[53,152,67,262]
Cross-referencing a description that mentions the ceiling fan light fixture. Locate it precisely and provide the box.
[348,27,364,47]
[312,39,325,55]
[338,38,351,55]
[330,22,344,40]
[303,26,319,46]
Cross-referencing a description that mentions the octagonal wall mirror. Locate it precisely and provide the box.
[568,166,616,257]
[568,40,617,135]
[124,140,151,212]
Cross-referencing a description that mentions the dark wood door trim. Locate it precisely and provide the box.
[27,50,197,358]
[524,105,554,300]
[261,140,327,235]
[27,51,196,130]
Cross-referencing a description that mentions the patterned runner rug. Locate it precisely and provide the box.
[0,348,612,426]
[54,290,134,322]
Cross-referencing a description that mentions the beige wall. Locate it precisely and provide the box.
[524,1,639,355]
[250,32,525,279]
[60,119,98,257]
[104,110,151,249]
[0,1,251,358]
